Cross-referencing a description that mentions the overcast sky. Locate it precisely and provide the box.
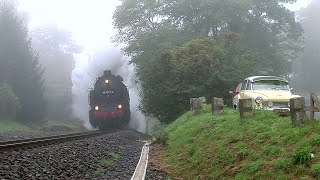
[18,0,120,53]
[18,0,311,54]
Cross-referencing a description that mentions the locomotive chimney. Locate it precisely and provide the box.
[104,70,112,76]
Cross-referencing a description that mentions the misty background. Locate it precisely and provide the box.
[0,0,318,131]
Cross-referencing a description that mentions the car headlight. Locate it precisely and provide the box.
[267,101,273,108]
[255,97,263,104]
[95,106,99,111]
[117,104,123,109]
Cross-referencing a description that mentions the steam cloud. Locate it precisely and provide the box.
[71,47,145,132]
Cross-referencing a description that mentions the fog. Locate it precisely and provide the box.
[292,0,320,95]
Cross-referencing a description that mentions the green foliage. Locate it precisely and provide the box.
[157,130,169,146]
[0,1,46,123]
[0,119,30,132]
[113,0,303,123]
[138,38,258,123]
[293,146,312,164]
[95,167,105,176]
[95,152,121,176]
[162,108,320,179]
[311,164,320,177]
[0,83,21,118]
[244,161,264,173]
[275,158,292,170]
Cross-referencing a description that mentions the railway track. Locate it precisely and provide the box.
[0,130,113,151]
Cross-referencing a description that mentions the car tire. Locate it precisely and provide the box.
[233,104,237,109]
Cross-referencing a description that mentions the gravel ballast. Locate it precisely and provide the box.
[0,130,151,179]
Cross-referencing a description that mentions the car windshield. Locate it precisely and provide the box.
[253,80,289,90]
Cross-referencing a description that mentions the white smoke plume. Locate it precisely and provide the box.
[71,47,146,132]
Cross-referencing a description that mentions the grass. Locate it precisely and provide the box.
[162,105,320,179]
[41,120,86,132]
[95,152,121,176]
[0,119,31,133]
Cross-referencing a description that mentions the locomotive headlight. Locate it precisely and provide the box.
[95,106,99,111]
[255,97,263,104]
[117,104,123,109]
[105,79,109,84]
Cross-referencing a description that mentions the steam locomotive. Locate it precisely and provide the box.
[89,70,130,130]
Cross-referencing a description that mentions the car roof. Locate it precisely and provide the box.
[245,76,288,82]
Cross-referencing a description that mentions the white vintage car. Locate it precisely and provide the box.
[232,76,300,113]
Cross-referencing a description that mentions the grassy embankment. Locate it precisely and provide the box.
[0,118,31,133]
[161,105,320,179]
[0,118,85,133]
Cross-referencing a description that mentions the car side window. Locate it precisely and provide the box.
[247,82,252,90]
[236,83,242,91]
[241,81,246,90]
[245,81,251,90]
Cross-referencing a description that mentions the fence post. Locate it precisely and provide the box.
[310,93,315,124]
[191,98,203,115]
[239,99,253,118]
[212,97,224,115]
[290,97,306,126]
[190,98,197,111]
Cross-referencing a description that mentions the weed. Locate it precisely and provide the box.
[99,159,112,166]
[235,173,249,180]
[237,143,249,159]
[275,158,292,170]
[311,163,320,177]
[297,164,306,173]
[244,161,264,174]
[310,134,320,147]
[109,152,120,160]
[262,146,282,156]
[293,146,312,164]
[95,167,105,176]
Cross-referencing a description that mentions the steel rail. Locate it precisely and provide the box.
[0,130,113,151]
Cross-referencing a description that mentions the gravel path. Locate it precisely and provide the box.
[0,130,150,179]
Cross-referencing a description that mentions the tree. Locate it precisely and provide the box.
[138,37,258,122]
[0,1,45,122]
[113,0,303,123]
[30,25,82,121]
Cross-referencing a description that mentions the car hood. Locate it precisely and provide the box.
[248,90,299,101]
